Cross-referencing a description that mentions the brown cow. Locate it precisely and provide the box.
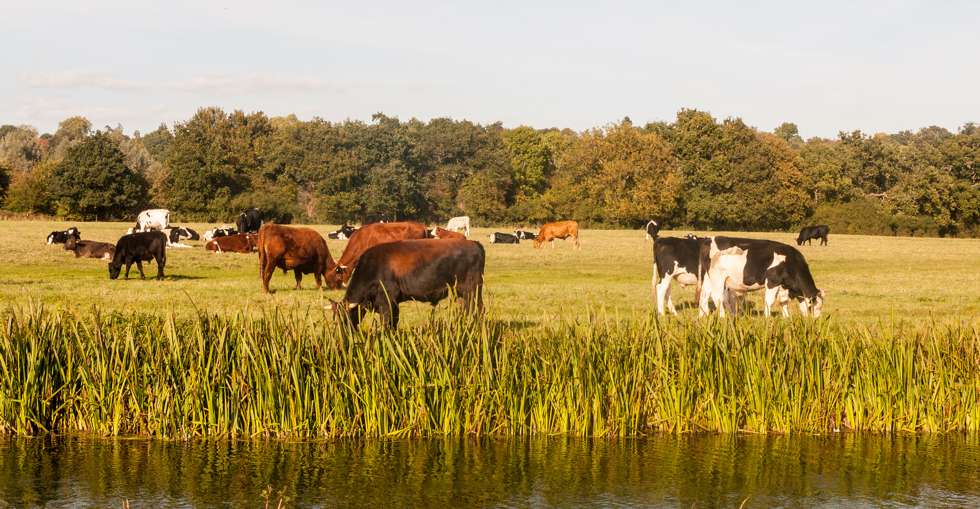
[324,221,430,290]
[533,221,580,249]
[206,233,258,253]
[258,224,337,293]
[431,226,466,240]
[64,236,115,260]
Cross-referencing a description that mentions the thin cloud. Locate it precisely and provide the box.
[19,68,150,92]
[161,74,344,95]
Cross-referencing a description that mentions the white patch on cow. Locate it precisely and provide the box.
[47,236,53,245]
[488,233,496,243]
[101,253,113,261]
[768,253,786,270]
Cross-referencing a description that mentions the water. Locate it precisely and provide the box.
[2,433,980,508]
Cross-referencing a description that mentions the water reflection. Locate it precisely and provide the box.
[1,434,979,508]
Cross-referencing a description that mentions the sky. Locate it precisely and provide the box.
[1,0,978,140]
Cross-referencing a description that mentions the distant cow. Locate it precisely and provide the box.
[488,232,519,244]
[797,225,829,246]
[513,230,537,240]
[108,231,167,280]
[64,236,115,261]
[328,225,358,240]
[135,209,170,232]
[257,224,337,293]
[698,236,826,318]
[446,216,471,236]
[534,221,580,249]
[206,233,258,253]
[685,234,699,240]
[432,226,466,240]
[47,227,80,244]
[645,220,660,241]
[363,214,389,226]
[326,239,485,329]
[202,226,237,242]
[164,226,199,243]
[324,221,431,290]
[236,208,264,234]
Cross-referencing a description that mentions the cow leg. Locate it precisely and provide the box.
[123,262,132,280]
[655,274,673,315]
[697,275,712,317]
[313,270,323,291]
[798,298,811,317]
[764,286,780,317]
[135,260,145,279]
[155,255,165,280]
[710,277,728,318]
[294,271,303,290]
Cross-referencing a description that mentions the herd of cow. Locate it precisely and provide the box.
[44,208,829,327]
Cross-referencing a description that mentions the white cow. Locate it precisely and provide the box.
[446,216,471,237]
[135,209,170,232]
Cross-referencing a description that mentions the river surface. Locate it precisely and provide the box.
[1,433,980,508]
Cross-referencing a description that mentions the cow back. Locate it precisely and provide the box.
[326,221,429,288]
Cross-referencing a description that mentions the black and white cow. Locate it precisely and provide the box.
[47,227,80,244]
[488,232,520,244]
[135,209,170,232]
[698,236,825,318]
[653,237,705,315]
[202,226,238,242]
[797,225,829,246]
[165,226,199,243]
[328,225,359,240]
[644,220,660,241]
[685,234,699,240]
[513,230,537,240]
[108,231,167,280]
[363,214,389,226]
[236,208,264,234]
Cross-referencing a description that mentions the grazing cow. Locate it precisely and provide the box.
[325,239,485,329]
[202,226,237,242]
[644,220,660,241]
[257,224,337,293]
[236,208,264,234]
[652,236,707,315]
[64,236,115,261]
[135,209,170,232]
[328,225,359,240]
[165,226,199,243]
[324,221,431,290]
[697,236,826,318]
[432,226,466,240]
[206,233,258,253]
[446,216,471,236]
[534,221,580,249]
[47,227,80,244]
[488,232,520,244]
[513,230,537,240]
[363,214,389,226]
[108,231,167,280]
[797,225,829,246]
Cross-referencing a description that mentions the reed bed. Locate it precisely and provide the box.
[1,304,979,438]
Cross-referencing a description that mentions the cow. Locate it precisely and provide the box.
[697,236,826,318]
[644,220,660,241]
[206,233,258,253]
[685,234,699,240]
[108,231,167,280]
[363,214,389,226]
[432,226,466,240]
[165,226,199,243]
[324,221,431,290]
[533,221,580,249]
[236,208,264,234]
[202,226,238,242]
[513,230,537,240]
[446,216,471,236]
[328,225,359,240]
[47,227,80,244]
[325,239,485,329]
[257,224,337,293]
[652,236,707,315]
[64,236,115,261]
[135,209,170,232]
[488,232,519,244]
[797,225,829,246]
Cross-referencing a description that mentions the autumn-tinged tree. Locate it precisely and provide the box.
[0,125,42,173]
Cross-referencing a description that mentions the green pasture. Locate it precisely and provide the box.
[1,220,979,325]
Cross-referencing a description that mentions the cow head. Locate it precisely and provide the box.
[325,299,363,327]
[645,220,659,240]
[64,236,78,250]
[323,264,347,290]
[533,237,542,248]
[108,262,122,280]
[799,290,827,318]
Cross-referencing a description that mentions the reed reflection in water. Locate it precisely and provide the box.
[2,433,980,508]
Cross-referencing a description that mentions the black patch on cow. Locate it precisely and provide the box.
[700,236,821,301]
[489,233,519,244]
[513,230,537,240]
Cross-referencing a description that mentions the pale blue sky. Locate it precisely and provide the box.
[1,0,977,139]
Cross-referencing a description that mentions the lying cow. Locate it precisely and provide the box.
[206,233,258,253]
[258,224,336,293]
[432,226,466,240]
[47,227,80,244]
[108,231,167,280]
[488,232,519,244]
[363,214,388,226]
[165,226,199,243]
[446,216,471,236]
[202,226,238,242]
[698,236,825,318]
[326,239,485,329]
[534,221,580,249]
[237,208,264,234]
[64,236,115,261]
[797,225,829,246]
[328,225,358,240]
[134,209,170,232]
[513,230,537,240]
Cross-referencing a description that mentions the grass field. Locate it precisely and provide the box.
[2,220,979,326]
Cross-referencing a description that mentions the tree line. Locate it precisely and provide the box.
[1,108,978,236]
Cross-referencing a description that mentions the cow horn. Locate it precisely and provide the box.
[347,302,358,310]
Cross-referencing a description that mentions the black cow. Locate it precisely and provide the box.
[236,208,264,234]
[652,237,705,315]
[166,226,199,243]
[47,227,80,244]
[797,225,829,246]
[325,239,485,329]
[513,230,537,240]
[645,220,660,241]
[108,231,167,280]
[328,225,359,240]
[363,214,389,226]
[488,232,519,244]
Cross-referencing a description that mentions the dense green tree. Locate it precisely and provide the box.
[3,161,53,214]
[141,123,173,164]
[48,132,148,220]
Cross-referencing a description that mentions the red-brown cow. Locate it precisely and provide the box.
[257,224,336,293]
[324,221,430,289]
[431,226,466,240]
[533,221,580,249]
[206,233,258,253]
[64,236,115,260]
